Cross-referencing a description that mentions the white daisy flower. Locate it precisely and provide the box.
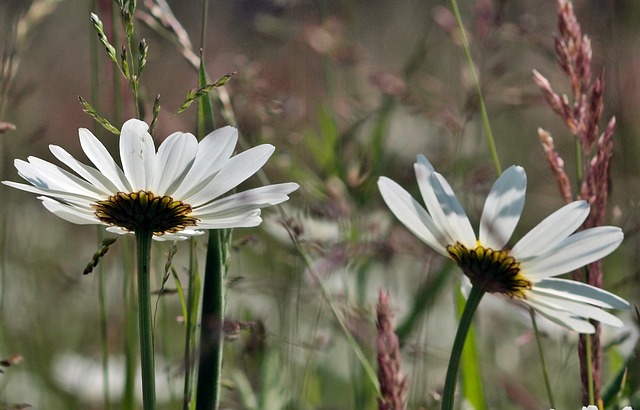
[378,155,630,334]
[3,119,299,240]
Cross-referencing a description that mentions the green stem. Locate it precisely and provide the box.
[586,334,595,405]
[529,309,555,409]
[195,229,226,410]
[442,285,485,410]
[136,228,156,410]
[182,239,200,409]
[449,0,501,176]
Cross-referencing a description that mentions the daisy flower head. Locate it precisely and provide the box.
[378,155,629,334]
[4,119,299,240]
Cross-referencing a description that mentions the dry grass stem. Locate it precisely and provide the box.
[376,290,408,410]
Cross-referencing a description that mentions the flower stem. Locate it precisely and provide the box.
[136,228,156,410]
[442,285,485,410]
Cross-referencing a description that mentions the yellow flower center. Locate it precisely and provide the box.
[92,191,199,235]
[446,242,532,298]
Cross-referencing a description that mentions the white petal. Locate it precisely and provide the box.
[530,278,630,310]
[79,128,131,192]
[414,161,476,248]
[479,165,526,249]
[183,144,275,207]
[150,132,198,195]
[511,201,589,260]
[527,292,624,327]
[524,298,596,333]
[520,227,623,279]
[193,183,298,217]
[50,145,118,194]
[154,230,205,241]
[40,197,101,225]
[119,119,155,191]
[2,181,95,207]
[16,157,102,197]
[196,211,263,229]
[171,126,238,200]
[378,176,448,255]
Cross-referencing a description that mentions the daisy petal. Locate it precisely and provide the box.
[171,126,238,200]
[531,278,630,310]
[2,181,95,207]
[511,201,590,260]
[527,292,624,327]
[50,145,119,194]
[414,161,476,248]
[79,128,131,192]
[196,211,263,229]
[479,165,526,249]
[184,144,275,207]
[525,299,596,333]
[119,119,155,190]
[520,226,623,279]
[16,157,102,197]
[378,176,448,255]
[150,132,198,195]
[40,197,100,225]
[193,183,299,218]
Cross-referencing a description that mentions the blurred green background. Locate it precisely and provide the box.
[1,0,639,409]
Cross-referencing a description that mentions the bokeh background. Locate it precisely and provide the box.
[1,0,639,409]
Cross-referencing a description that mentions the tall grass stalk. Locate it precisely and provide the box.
[448,0,501,176]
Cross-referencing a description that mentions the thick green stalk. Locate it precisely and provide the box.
[442,285,485,410]
[136,228,156,410]
[195,229,226,410]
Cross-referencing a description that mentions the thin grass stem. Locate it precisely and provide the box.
[586,334,595,405]
[529,309,555,409]
[449,0,501,176]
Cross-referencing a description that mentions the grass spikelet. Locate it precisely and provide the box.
[83,237,118,275]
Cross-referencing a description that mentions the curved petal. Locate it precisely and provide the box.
[15,157,103,198]
[524,298,596,333]
[527,292,624,327]
[530,278,630,310]
[50,145,119,195]
[378,176,448,255]
[183,144,275,207]
[2,181,95,207]
[150,132,198,195]
[520,226,623,279]
[119,119,155,191]
[479,165,526,249]
[414,160,476,248]
[171,126,238,200]
[155,229,205,242]
[40,197,101,225]
[196,210,263,229]
[193,183,299,218]
[511,201,589,260]
[79,128,131,192]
